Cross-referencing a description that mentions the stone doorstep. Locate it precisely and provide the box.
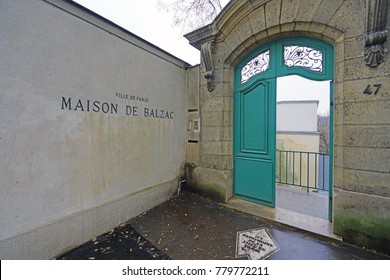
[224,197,343,242]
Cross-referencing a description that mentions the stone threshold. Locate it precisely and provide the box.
[224,197,342,241]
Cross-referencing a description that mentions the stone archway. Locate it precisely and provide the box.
[185,0,390,255]
[185,0,344,204]
[233,36,334,219]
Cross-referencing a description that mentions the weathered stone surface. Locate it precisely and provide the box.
[334,61,345,84]
[343,124,390,149]
[202,140,233,156]
[202,111,223,126]
[224,28,244,55]
[333,124,344,148]
[241,35,258,54]
[296,0,322,22]
[344,57,390,81]
[312,0,344,25]
[333,102,344,126]
[219,41,235,63]
[253,30,271,46]
[333,166,344,188]
[333,188,390,255]
[280,0,301,24]
[334,42,344,64]
[234,15,254,42]
[343,99,390,125]
[343,146,390,173]
[333,144,344,168]
[267,25,282,36]
[221,125,234,141]
[200,154,233,170]
[343,77,390,103]
[202,96,225,112]
[294,22,311,32]
[193,167,233,202]
[280,22,296,33]
[328,0,365,39]
[344,36,364,60]
[248,5,267,37]
[222,67,235,89]
[186,66,200,109]
[265,0,282,29]
[202,126,222,141]
[322,25,344,42]
[333,81,344,105]
[343,168,390,197]
[187,142,200,163]
[308,22,327,35]
[222,110,234,126]
[222,96,233,112]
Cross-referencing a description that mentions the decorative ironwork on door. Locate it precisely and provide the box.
[241,50,270,84]
[283,46,323,72]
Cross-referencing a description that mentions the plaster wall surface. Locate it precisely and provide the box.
[0,0,187,259]
[276,133,319,153]
[277,101,319,132]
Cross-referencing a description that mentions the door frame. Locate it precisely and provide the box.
[233,36,334,219]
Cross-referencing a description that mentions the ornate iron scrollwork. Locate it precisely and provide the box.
[241,50,270,84]
[201,40,216,92]
[364,0,389,67]
[284,46,323,72]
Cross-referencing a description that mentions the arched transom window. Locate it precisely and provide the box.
[239,39,330,85]
[241,50,270,84]
[283,45,323,72]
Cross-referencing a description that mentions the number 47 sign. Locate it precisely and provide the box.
[363,84,382,95]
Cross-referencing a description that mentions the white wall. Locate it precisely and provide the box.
[277,101,319,132]
[0,0,187,259]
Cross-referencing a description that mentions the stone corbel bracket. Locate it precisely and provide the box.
[201,40,216,92]
[364,0,389,67]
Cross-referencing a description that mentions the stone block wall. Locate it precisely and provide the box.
[185,0,390,254]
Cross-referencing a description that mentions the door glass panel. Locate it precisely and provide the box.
[284,46,323,72]
[241,50,270,84]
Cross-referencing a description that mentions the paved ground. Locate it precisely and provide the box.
[58,192,389,260]
[276,185,328,219]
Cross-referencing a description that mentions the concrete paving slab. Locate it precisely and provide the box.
[276,185,328,219]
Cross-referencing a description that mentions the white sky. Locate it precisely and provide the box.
[72,1,331,114]
[277,75,330,116]
[72,0,227,65]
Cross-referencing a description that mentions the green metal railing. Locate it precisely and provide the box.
[276,149,329,193]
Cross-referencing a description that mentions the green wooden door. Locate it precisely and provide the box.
[234,43,277,207]
[234,37,334,209]
[234,78,276,206]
